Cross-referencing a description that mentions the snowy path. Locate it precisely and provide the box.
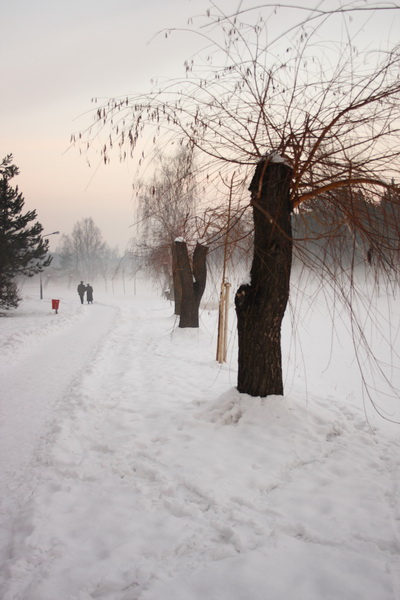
[1,285,400,600]
[0,301,117,491]
[0,297,119,564]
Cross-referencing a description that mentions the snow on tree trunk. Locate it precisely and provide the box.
[235,159,293,397]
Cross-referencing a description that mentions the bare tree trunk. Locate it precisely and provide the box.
[171,243,182,315]
[235,160,293,397]
[175,240,208,328]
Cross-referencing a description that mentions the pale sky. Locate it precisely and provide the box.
[1,0,218,251]
[1,0,399,252]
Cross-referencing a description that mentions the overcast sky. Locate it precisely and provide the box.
[1,0,399,252]
[1,0,215,251]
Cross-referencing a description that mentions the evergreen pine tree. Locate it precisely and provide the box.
[0,154,52,309]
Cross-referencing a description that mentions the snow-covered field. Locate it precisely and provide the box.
[0,272,399,600]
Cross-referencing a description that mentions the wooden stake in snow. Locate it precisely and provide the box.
[216,174,234,363]
[217,281,231,363]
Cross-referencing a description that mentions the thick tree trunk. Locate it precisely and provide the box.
[171,243,182,315]
[235,159,293,397]
[175,240,208,328]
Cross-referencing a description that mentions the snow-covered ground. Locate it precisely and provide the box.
[0,272,399,600]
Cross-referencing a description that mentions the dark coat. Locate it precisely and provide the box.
[86,285,93,302]
[77,282,86,297]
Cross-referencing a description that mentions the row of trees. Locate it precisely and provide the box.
[293,185,400,273]
[75,1,400,401]
[134,145,399,329]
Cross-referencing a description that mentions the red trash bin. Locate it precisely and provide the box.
[52,299,60,313]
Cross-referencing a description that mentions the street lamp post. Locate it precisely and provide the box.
[40,231,60,299]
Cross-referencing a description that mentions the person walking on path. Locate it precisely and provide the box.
[77,281,86,304]
[86,283,94,304]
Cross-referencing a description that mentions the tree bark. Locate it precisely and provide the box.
[171,242,182,315]
[235,160,293,397]
[175,240,208,328]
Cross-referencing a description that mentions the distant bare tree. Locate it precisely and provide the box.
[135,148,207,322]
[75,2,400,403]
[59,217,111,282]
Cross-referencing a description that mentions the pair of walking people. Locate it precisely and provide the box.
[77,281,94,304]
